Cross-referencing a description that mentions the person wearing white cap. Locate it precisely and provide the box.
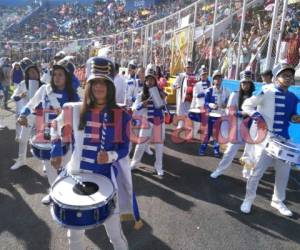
[240,63,300,217]
[198,70,230,156]
[173,58,196,129]
[50,56,129,250]
[130,64,166,176]
[10,58,44,170]
[125,59,139,108]
[210,73,255,178]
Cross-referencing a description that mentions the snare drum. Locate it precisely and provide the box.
[265,136,300,164]
[188,108,203,122]
[30,134,68,160]
[208,110,223,123]
[50,172,116,230]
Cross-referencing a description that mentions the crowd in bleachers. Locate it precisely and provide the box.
[1,0,300,82]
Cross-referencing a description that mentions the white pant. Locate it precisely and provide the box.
[214,143,243,174]
[176,101,191,129]
[131,122,165,174]
[244,150,291,203]
[67,198,128,250]
[115,156,134,215]
[43,160,57,186]
[17,125,32,161]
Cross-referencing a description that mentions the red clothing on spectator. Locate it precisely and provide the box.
[286,33,300,67]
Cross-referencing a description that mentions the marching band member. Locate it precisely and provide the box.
[197,66,211,90]
[17,60,80,204]
[114,62,144,229]
[114,62,127,105]
[10,62,23,89]
[50,56,129,249]
[198,71,230,156]
[130,64,166,176]
[136,65,145,96]
[210,73,255,178]
[173,59,196,129]
[10,58,44,170]
[240,63,300,216]
[126,59,139,108]
[260,69,273,84]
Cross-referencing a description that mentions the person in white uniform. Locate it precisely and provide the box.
[130,64,166,176]
[51,56,129,250]
[240,63,300,216]
[210,72,255,178]
[172,59,195,129]
[10,58,44,170]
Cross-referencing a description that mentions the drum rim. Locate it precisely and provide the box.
[50,174,116,209]
[268,138,300,154]
[50,203,115,230]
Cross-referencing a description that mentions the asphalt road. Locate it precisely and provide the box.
[0,100,299,250]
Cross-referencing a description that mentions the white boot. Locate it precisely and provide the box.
[10,159,26,170]
[41,194,51,205]
[210,170,222,179]
[145,145,153,155]
[240,199,253,214]
[271,201,293,217]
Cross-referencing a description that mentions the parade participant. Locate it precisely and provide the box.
[136,65,145,95]
[58,56,80,90]
[113,63,144,229]
[240,63,300,216]
[53,50,66,64]
[16,60,80,204]
[10,62,23,89]
[173,59,196,129]
[10,58,44,170]
[50,56,129,250]
[261,69,273,84]
[210,73,255,178]
[114,62,127,105]
[130,64,166,176]
[190,66,210,109]
[198,70,230,156]
[135,64,153,156]
[126,59,139,108]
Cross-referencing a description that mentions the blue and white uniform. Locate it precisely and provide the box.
[10,80,41,169]
[51,102,129,250]
[126,75,139,108]
[241,83,299,214]
[20,84,80,184]
[130,92,165,175]
[210,90,252,177]
[199,85,230,155]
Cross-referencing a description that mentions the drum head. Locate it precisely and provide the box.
[209,112,222,118]
[189,108,203,114]
[51,173,114,207]
[30,135,52,150]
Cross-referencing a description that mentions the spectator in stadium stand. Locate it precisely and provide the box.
[0,58,11,109]
[261,69,273,84]
[284,26,300,68]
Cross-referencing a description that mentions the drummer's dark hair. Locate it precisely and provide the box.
[78,79,119,130]
[141,76,158,101]
[50,67,75,102]
[24,66,43,89]
[238,81,255,110]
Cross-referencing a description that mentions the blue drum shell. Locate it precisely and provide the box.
[31,144,68,160]
[188,112,202,122]
[52,197,116,229]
